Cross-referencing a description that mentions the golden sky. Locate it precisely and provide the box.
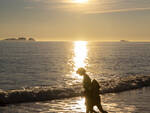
[0,0,150,41]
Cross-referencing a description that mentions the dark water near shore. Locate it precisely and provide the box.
[0,41,150,112]
[1,87,150,113]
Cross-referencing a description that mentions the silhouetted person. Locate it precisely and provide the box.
[76,67,108,113]
[91,79,108,113]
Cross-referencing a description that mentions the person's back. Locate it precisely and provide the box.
[91,79,101,105]
[92,79,100,95]
[83,73,92,95]
[91,79,108,113]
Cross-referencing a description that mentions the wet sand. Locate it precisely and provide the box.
[0,87,150,113]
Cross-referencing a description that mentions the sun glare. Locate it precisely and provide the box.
[74,41,88,70]
[72,0,88,3]
[72,41,88,79]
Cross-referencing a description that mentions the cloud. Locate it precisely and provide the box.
[29,0,150,14]
[86,7,150,14]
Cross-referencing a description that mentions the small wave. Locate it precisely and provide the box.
[99,75,150,94]
[0,75,150,106]
[0,86,81,106]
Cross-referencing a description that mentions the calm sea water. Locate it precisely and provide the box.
[1,41,150,113]
[0,41,150,90]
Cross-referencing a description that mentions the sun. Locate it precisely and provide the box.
[72,0,88,4]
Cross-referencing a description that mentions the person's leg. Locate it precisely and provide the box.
[85,96,90,113]
[86,98,97,113]
[97,104,107,113]
[97,96,108,113]
[88,98,98,113]
[86,105,96,113]
[86,101,94,113]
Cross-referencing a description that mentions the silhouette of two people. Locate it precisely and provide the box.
[76,68,108,113]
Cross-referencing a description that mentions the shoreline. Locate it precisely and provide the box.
[0,75,150,106]
[1,87,150,113]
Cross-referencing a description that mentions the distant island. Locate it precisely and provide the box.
[120,40,129,42]
[3,37,36,41]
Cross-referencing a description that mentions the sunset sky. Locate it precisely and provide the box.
[0,0,150,41]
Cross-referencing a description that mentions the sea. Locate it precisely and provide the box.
[0,41,150,113]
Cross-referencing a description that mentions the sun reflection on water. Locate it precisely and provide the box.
[67,41,88,112]
[72,97,86,112]
[72,41,88,79]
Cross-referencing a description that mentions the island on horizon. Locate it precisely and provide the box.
[120,40,129,42]
[3,37,36,41]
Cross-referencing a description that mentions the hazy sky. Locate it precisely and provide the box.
[0,0,150,41]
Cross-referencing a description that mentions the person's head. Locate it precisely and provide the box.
[76,67,86,76]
